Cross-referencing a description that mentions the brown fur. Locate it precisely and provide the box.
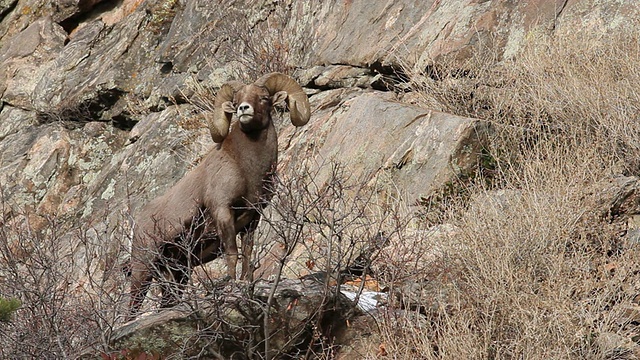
[126,82,295,320]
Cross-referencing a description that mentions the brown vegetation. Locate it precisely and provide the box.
[373,30,640,359]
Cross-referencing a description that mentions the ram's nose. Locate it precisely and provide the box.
[237,102,254,122]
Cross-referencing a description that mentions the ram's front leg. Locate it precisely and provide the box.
[216,207,238,279]
[127,260,152,321]
[239,216,259,282]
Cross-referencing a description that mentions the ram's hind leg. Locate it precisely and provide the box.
[159,264,190,308]
[127,263,152,322]
[158,236,198,308]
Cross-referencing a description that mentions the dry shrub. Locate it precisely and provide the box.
[379,30,640,359]
[262,160,402,278]
[413,30,640,178]
[0,205,130,358]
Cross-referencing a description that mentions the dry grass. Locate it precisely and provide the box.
[374,30,640,359]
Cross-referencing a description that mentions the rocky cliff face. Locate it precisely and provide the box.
[1,0,638,357]
[1,0,632,241]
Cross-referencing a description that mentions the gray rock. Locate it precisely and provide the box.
[0,17,66,109]
[0,105,37,139]
[52,0,109,24]
[303,92,489,202]
[111,278,354,359]
[313,65,373,89]
[0,0,16,21]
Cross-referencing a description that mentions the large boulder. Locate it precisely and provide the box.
[313,92,488,201]
[109,278,353,359]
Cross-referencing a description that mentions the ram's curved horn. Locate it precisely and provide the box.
[256,72,310,126]
[209,81,244,143]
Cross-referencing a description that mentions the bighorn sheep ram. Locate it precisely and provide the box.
[127,72,311,320]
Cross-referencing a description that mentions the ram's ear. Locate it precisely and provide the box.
[222,101,236,114]
[272,91,287,106]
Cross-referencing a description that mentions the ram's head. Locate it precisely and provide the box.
[209,72,311,143]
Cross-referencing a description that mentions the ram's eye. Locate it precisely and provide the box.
[260,96,270,103]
